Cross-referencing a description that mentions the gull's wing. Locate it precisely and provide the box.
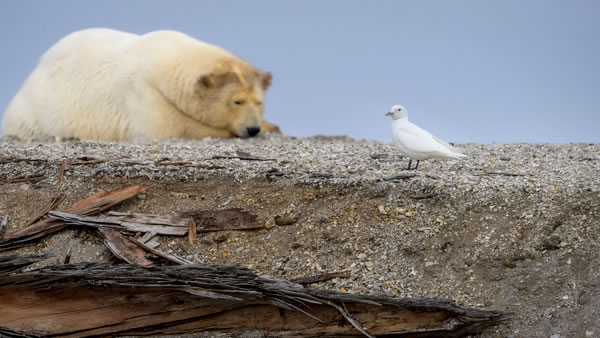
[432,136,467,156]
[393,121,466,158]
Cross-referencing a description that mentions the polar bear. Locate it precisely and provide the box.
[2,28,278,141]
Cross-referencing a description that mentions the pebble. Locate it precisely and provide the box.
[220,197,233,206]
[213,234,228,243]
[264,217,277,229]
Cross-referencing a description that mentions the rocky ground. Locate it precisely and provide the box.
[1,134,599,338]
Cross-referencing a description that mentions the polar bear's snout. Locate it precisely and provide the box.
[246,126,260,137]
[233,116,261,138]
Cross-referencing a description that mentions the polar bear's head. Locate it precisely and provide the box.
[191,63,272,138]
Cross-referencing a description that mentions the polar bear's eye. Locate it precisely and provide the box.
[233,100,244,105]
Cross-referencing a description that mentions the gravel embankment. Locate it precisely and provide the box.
[1,135,599,337]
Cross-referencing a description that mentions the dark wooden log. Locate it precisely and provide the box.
[0,326,44,338]
[291,271,352,285]
[0,256,510,337]
[0,254,47,273]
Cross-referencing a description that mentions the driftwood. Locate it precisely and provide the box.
[0,216,7,237]
[63,248,72,264]
[0,254,47,273]
[0,156,47,164]
[211,154,276,161]
[188,216,197,244]
[98,228,154,267]
[138,231,160,248]
[58,160,69,183]
[0,174,46,184]
[0,185,151,250]
[476,170,531,177]
[48,208,261,235]
[0,255,509,337]
[69,156,106,165]
[291,271,352,285]
[382,173,417,181]
[154,160,193,166]
[152,159,227,170]
[128,237,193,265]
[409,193,438,200]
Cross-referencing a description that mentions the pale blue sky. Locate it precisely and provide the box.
[1,1,599,143]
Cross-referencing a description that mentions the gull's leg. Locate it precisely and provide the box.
[407,159,412,170]
[415,160,420,170]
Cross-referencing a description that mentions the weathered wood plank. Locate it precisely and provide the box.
[97,228,153,267]
[47,208,262,236]
[0,185,151,250]
[128,237,193,265]
[0,257,510,337]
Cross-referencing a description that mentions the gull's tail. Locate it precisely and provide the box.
[433,136,468,158]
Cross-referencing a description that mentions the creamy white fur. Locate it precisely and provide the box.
[2,28,272,141]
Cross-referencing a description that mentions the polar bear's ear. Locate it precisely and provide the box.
[261,72,272,90]
[199,74,216,89]
[198,72,239,89]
